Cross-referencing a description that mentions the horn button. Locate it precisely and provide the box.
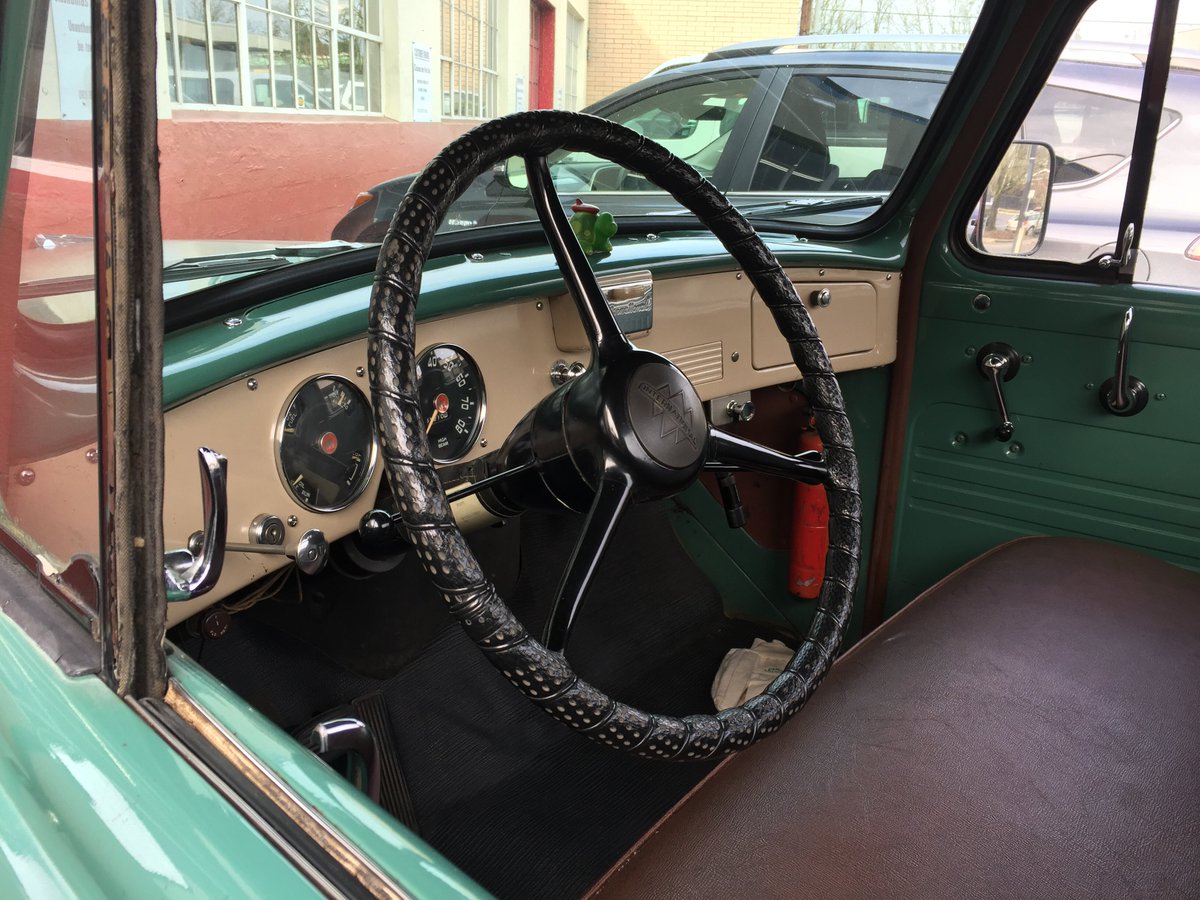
[625,361,705,470]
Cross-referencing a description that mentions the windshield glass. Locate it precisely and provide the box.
[141,2,991,295]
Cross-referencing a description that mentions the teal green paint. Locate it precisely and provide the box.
[884,0,1200,618]
[668,368,890,647]
[0,0,35,206]
[167,646,492,900]
[0,611,323,899]
[164,231,902,408]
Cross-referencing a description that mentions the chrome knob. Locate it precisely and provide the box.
[726,399,756,423]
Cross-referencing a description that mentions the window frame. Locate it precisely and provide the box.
[440,0,500,120]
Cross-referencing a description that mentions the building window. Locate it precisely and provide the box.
[163,0,382,112]
[565,10,582,111]
[441,0,499,118]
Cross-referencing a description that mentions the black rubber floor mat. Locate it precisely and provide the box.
[177,503,741,899]
[353,691,420,832]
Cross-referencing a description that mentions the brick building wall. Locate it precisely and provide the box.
[585,0,800,103]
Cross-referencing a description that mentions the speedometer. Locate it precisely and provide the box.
[416,344,485,463]
[277,375,377,511]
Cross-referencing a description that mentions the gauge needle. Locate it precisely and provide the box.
[426,408,440,433]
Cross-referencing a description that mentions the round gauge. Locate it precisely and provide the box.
[416,344,486,463]
[277,375,377,512]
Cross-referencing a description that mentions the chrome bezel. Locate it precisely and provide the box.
[416,342,487,464]
[275,373,379,513]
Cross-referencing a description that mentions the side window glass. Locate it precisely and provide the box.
[1137,47,1196,289]
[553,77,756,189]
[0,4,101,599]
[968,0,1193,280]
[751,73,945,194]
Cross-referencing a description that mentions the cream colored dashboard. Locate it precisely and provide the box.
[164,266,899,627]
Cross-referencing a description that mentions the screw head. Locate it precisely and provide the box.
[965,346,977,356]
[1021,353,1034,364]
[287,515,299,527]
[1006,442,1023,456]
[1084,382,1095,391]
[246,378,258,391]
[469,252,484,261]
[16,468,35,486]
[972,293,991,312]
[85,448,99,464]
[480,438,488,448]
[730,351,741,363]
[952,432,968,446]
[536,301,544,310]
[1155,392,1166,401]
[224,317,243,328]
[356,366,366,377]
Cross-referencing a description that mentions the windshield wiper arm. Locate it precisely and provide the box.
[161,242,365,283]
[739,194,889,221]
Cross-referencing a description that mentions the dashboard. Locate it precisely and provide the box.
[158,264,899,627]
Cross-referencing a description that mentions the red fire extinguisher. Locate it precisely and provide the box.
[789,415,828,599]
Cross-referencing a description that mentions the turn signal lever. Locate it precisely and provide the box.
[975,343,1022,441]
[1098,306,1149,417]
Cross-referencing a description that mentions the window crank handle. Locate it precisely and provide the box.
[975,342,1022,442]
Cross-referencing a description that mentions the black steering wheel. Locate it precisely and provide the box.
[368,110,860,760]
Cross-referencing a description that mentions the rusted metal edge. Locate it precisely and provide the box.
[163,679,412,900]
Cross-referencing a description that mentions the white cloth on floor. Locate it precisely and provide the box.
[711,638,794,711]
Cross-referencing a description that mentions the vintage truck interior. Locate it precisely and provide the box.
[1,0,1198,897]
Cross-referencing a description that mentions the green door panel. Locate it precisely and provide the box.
[888,262,1200,615]
[0,610,322,899]
[167,647,491,900]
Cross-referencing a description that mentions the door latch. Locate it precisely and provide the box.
[1098,306,1149,417]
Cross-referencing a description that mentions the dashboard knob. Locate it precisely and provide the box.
[726,399,756,423]
[294,529,329,575]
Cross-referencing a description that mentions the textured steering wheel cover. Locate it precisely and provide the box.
[368,110,861,759]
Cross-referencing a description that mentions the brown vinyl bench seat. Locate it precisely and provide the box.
[589,537,1200,899]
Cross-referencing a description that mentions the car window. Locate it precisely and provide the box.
[968,0,1197,281]
[0,4,101,592]
[751,72,945,194]
[552,76,756,188]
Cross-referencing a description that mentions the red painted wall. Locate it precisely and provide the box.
[20,114,479,245]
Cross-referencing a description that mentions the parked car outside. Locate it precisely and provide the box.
[332,37,1200,286]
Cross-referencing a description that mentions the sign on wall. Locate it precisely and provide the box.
[50,0,92,120]
[412,43,433,122]
[515,75,526,112]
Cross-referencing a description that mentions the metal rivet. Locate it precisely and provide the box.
[952,432,968,446]
[536,301,544,310]
[1021,354,1034,364]
[480,438,488,448]
[16,468,35,486]
[468,252,484,261]
[355,366,365,377]
[972,293,991,312]
[735,272,743,280]
[818,268,826,276]
[1155,392,1166,401]
[246,378,258,391]
[85,448,99,464]
[1084,382,1095,390]
[886,273,893,280]
[964,346,977,356]
[287,515,298,527]
[224,317,243,328]
[730,351,741,363]
[1006,443,1023,456]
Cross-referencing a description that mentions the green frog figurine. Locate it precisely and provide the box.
[568,198,618,255]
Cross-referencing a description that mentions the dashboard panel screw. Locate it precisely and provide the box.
[16,468,35,486]
[85,448,99,463]
[536,301,544,310]
[886,273,893,280]
[973,293,991,312]
[736,272,743,279]
[287,515,298,527]
[480,438,488,448]
[246,378,258,391]
[1084,382,1095,390]
[818,269,826,276]
[730,351,740,362]
[953,432,968,446]
[1155,392,1166,400]
[355,366,365,377]
[1021,354,1034,364]
[965,346,976,356]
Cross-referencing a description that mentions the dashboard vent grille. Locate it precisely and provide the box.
[665,341,723,385]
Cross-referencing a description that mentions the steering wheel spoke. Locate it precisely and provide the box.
[525,153,631,367]
[542,463,635,654]
[705,427,829,484]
